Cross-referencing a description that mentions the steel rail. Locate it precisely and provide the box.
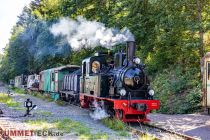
[129,122,199,140]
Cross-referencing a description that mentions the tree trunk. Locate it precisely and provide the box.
[197,0,204,57]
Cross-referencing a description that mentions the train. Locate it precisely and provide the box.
[12,41,160,122]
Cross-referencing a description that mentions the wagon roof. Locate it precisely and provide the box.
[40,65,80,73]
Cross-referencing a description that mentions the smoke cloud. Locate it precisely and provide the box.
[50,16,134,50]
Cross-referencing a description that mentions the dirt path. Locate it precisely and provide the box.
[0,86,134,140]
[148,113,210,140]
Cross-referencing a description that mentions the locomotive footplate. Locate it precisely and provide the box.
[79,93,160,122]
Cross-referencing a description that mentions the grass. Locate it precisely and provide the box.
[101,118,130,136]
[31,91,54,102]
[12,87,26,94]
[36,111,52,116]
[25,119,54,130]
[25,118,108,139]
[55,100,66,106]
[31,91,65,106]
[102,118,155,139]
[54,118,108,139]
[14,107,25,110]
[0,93,20,107]
[12,88,65,106]
[139,134,155,140]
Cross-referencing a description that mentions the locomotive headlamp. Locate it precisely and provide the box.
[134,57,141,64]
[149,89,155,96]
[120,89,126,96]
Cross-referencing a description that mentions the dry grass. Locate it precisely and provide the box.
[0,93,20,107]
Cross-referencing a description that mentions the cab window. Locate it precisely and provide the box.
[92,61,100,73]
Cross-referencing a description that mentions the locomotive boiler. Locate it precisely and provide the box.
[108,41,152,99]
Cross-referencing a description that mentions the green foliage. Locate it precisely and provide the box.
[152,66,202,114]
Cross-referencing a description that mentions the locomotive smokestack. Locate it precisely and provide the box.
[126,41,136,65]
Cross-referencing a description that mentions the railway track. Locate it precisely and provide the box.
[129,122,199,140]
[0,89,203,140]
[61,98,200,140]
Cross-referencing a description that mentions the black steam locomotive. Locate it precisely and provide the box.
[60,41,160,122]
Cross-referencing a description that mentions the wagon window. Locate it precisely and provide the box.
[208,63,210,80]
[52,73,55,81]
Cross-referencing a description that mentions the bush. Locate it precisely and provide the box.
[151,66,202,114]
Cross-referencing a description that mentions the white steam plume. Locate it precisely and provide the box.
[50,16,134,50]
[89,100,109,120]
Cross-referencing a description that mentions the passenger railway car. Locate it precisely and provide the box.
[27,74,40,91]
[39,65,80,100]
[202,52,210,114]
[14,75,27,88]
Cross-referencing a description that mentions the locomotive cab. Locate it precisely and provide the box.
[80,56,109,97]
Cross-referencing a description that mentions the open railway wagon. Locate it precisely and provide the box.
[202,52,210,114]
[60,69,81,103]
[39,65,80,100]
[27,74,40,91]
[14,74,27,88]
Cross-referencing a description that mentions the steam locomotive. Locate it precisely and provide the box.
[14,41,160,122]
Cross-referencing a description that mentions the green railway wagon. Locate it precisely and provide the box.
[39,65,80,100]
